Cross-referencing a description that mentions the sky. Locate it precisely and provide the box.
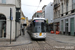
[21,0,53,20]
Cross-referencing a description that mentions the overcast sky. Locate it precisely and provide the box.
[21,0,53,20]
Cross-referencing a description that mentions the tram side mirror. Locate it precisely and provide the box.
[44,20,46,23]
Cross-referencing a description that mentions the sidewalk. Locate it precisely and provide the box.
[48,33,75,44]
[0,31,32,47]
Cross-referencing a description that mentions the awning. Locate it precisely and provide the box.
[21,17,25,20]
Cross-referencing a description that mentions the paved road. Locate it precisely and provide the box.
[0,32,75,50]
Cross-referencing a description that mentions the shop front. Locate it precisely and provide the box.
[60,15,75,36]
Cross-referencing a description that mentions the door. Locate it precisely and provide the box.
[0,21,6,38]
[61,20,63,34]
[65,19,68,35]
[0,14,6,38]
[70,18,74,36]
[0,21,2,37]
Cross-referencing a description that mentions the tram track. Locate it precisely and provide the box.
[34,39,53,50]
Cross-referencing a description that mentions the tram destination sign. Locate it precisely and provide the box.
[34,20,44,22]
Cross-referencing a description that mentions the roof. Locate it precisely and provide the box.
[36,10,42,13]
[42,5,46,9]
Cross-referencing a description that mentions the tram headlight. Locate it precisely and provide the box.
[34,33,37,35]
[44,33,46,35]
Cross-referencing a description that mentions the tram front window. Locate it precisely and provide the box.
[33,20,46,33]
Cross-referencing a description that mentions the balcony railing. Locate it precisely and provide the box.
[60,9,75,17]
[66,12,68,15]
[71,9,75,13]
[54,3,60,9]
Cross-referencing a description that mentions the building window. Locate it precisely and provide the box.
[2,0,6,4]
[56,10,60,17]
[72,0,75,9]
[65,19,68,34]
[62,3,63,14]
[54,0,56,4]
[58,10,60,17]
[66,0,68,12]
[37,15,39,17]
[56,11,57,18]
[54,12,56,18]
[57,11,59,17]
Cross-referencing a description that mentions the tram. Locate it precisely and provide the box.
[27,18,46,40]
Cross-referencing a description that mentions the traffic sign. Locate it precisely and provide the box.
[11,17,13,20]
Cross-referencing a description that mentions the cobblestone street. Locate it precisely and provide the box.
[0,32,75,50]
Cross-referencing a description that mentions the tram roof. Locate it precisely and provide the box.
[33,18,46,20]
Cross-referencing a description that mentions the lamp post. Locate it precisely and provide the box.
[10,8,12,44]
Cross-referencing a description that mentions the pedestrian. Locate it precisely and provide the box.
[21,25,25,35]
[2,22,6,38]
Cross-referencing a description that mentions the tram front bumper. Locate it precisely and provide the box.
[32,33,46,39]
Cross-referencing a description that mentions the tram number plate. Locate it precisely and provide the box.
[39,33,42,36]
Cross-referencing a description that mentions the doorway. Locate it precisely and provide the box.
[70,18,74,36]
[65,19,68,35]
[0,14,6,38]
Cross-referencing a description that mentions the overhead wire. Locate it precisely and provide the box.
[21,0,42,19]
[33,0,42,14]
[22,4,42,7]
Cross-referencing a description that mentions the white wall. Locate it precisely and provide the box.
[6,0,15,5]
[16,0,21,8]
[0,0,2,3]
[45,2,54,23]
[17,23,20,37]
[0,5,16,40]
[0,0,20,7]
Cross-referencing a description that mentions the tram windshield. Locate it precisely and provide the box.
[33,20,46,33]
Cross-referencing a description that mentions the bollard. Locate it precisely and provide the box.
[51,31,54,34]
[56,31,60,34]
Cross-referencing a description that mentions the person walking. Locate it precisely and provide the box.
[21,25,25,35]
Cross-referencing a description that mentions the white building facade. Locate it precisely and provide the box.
[60,0,75,36]
[42,5,46,18]
[45,2,54,32]
[54,0,75,36]
[0,0,21,40]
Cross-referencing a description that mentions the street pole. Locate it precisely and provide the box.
[10,8,12,44]
[10,19,12,44]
